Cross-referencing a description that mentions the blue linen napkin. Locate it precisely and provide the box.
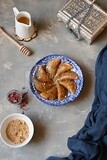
[47,45,107,160]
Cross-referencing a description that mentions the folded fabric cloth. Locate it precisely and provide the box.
[47,44,107,160]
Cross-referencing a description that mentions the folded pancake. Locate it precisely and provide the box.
[56,82,68,100]
[55,62,73,78]
[46,59,61,79]
[56,71,78,82]
[40,86,57,100]
[34,79,54,93]
[59,80,77,93]
[36,66,52,82]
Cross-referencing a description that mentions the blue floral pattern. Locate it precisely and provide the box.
[29,54,84,106]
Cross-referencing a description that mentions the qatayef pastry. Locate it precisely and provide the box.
[34,58,79,101]
[34,79,54,93]
[36,66,52,82]
[40,86,57,100]
[56,82,68,100]
[46,59,61,78]
[55,62,73,78]
[56,70,78,82]
[59,80,77,93]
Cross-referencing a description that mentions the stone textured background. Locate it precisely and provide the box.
[0,0,107,159]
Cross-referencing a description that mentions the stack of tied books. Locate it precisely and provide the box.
[57,0,107,44]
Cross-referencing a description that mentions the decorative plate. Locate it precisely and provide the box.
[29,54,83,106]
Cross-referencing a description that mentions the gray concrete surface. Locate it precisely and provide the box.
[0,0,107,160]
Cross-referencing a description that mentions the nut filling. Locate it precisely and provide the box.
[6,119,29,144]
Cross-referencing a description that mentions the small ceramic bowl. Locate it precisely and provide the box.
[0,113,34,148]
[7,90,22,105]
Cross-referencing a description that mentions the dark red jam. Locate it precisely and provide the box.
[7,90,22,104]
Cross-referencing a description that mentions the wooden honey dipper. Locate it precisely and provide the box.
[0,27,32,56]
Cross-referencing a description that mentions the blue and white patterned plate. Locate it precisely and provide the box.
[29,55,83,106]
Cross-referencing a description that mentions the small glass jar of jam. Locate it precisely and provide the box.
[7,90,22,104]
